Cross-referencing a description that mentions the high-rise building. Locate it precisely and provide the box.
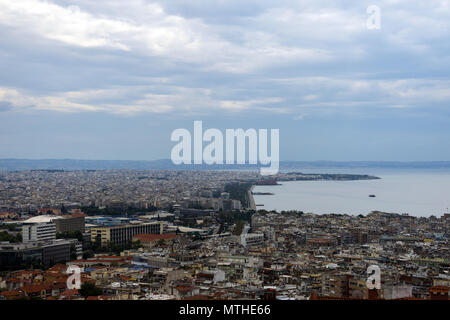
[41,240,71,265]
[90,222,164,246]
[22,214,85,243]
[0,239,72,267]
[22,217,57,243]
[54,214,86,233]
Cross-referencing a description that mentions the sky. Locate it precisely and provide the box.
[0,0,450,161]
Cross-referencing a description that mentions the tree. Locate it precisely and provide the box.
[0,231,21,243]
[92,235,102,252]
[79,281,102,298]
[0,224,19,232]
[132,240,141,250]
[82,250,94,259]
[233,220,245,236]
[56,230,83,242]
[192,233,203,241]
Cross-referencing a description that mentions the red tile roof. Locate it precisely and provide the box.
[86,295,110,300]
[0,290,24,297]
[175,285,195,293]
[20,284,50,294]
[48,264,68,272]
[60,289,79,297]
[183,295,213,300]
[133,233,177,242]
[63,213,87,218]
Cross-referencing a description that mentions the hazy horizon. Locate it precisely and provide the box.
[3,158,450,172]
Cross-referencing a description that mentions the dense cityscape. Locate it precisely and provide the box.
[0,0,448,315]
[0,170,448,300]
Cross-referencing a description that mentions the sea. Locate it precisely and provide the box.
[252,168,450,217]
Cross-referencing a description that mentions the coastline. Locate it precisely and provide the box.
[248,185,256,210]
[252,175,450,217]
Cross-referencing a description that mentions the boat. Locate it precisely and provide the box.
[369,194,376,198]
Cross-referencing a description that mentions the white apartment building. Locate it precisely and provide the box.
[243,233,265,247]
[22,216,59,243]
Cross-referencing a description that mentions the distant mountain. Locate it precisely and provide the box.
[279,161,450,169]
[1,159,450,171]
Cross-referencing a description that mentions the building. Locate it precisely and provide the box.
[132,233,177,249]
[429,286,449,300]
[65,238,83,257]
[306,238,336,247]
[0,240,72,268]
[0,243,42,268]
[22,218,57,243]
[90,222,164,246]
[0,212,18,220]
[322,274,352,298]
[242,233,264,247]
[221,199,242,211]
[54,215,86,234]
[37,208,61,215]
[383,285,413,300]
[195,270,226,284]
[22,222,56,243]
[220,192,230,199]
[41,240,71,266]
[21,215,64,242]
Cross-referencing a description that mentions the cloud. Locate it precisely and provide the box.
[0,87,103,112]
[218,98,283,112]
[0,86,286,115]
[1,0,450,161]
[3,75,448,117]
[0,0,449,117]
[0,0,331,74]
